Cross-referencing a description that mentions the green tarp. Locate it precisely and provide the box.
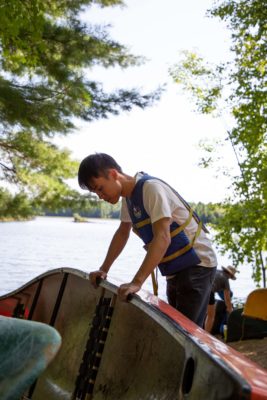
[0,316,61,400]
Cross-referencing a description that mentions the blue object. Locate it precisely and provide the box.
[0,316,61,400]
[217,290,233,301]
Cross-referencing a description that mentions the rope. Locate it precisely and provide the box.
[151,269,158,296]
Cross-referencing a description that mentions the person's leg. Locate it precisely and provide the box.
[166,276,177,308]
[204,291,215,332]
[170,266,216,327]
[204,304,216,332]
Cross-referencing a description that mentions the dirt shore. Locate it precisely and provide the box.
[227,337,267,369]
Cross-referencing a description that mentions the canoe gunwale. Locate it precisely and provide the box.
[0,267,89,300]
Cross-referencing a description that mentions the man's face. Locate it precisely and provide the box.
[89,170,121,204]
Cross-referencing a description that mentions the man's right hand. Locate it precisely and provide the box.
[89,270,107,288]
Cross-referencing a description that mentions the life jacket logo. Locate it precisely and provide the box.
[133,206,142,219]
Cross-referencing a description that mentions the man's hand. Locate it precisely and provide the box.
[117,282,141,302]
[89,270,107,288]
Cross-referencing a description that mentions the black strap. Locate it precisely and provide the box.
[72,294,116,400]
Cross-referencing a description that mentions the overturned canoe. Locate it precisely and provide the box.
[0,268,267,400]
[243,289,267,321]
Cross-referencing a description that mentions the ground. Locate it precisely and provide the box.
[227,337,267,369]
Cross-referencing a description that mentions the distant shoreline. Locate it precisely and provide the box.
[0,217,34,222]
[0,215,120,223]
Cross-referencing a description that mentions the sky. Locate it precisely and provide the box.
[58,0,238,203]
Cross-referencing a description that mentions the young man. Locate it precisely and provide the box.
[205,266,238,332]
[78,153,217,327]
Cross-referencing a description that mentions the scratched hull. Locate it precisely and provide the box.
[0,268,267,400]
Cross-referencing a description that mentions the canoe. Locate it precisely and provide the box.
[243,289,267,321]
[1,268,267,400]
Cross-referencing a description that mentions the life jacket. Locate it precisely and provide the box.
[126,174,202,276]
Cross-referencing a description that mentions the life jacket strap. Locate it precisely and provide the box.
[151,269,158,296]
[170,209,193,237]
[137,209,194,252]
[134,217,151,229]
[134,208,193,236]
[160,220,202,264]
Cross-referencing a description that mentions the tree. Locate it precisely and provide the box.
[169,0,267,286]
[0,188,33,220]
[190,202,224,225]
[0,0,160,212]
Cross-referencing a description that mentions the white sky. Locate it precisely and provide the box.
[58,0,238,203]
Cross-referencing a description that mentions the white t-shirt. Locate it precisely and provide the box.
[120,173,217,269]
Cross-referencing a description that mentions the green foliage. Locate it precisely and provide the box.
[44,196,122,219]
[1,130,79,209]
[169,0,267,286]
[0,0,125,74]
[44,195,121,219]
[0,0,160,216]
[72,198,121,219]
[169,50,223,115]
[213,199,267,285]
[98,200,121,218]
[190,202,224,225]
[0,188,34,220]
[46,200,221,223]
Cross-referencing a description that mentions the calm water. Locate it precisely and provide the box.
[0,217,257,302]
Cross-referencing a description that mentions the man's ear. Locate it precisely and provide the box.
[109,168,119,180]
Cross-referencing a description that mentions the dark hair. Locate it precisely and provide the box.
[78,153,123,190]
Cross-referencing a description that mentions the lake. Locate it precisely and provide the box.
[0,216,258,302]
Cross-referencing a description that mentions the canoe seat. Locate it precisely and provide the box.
[243,288,267,321]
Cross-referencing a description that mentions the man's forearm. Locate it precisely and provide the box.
[224,290,233,312]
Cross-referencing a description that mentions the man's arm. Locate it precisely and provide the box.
[224,289,233,313]
[89,221,132,287]
[117,217,171,300]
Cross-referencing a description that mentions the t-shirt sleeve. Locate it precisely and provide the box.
[142,180,175,224]
[224,278,230,291]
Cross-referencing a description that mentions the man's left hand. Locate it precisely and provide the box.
[117,282,141,301]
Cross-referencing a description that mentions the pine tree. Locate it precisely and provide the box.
[0,0,160,211]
